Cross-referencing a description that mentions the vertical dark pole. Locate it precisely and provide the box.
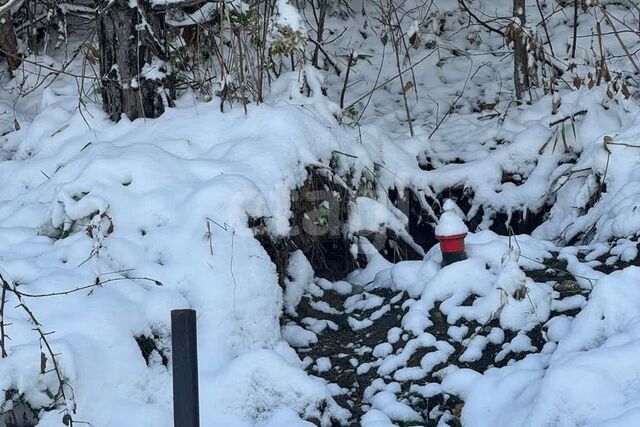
[171,309,200,427]
[442,251,467,266]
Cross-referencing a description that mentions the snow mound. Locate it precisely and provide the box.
[463,267,640,427]
[0,91,365,425]
[205,349,348,424]
[435,211,468,237]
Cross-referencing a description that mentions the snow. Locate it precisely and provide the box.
[447,325,468,342]
[459,336,488,363]
[377,333,437,376]
[370,391,421,423]
[551,294,587,313]
[348,197,408,235]
[545,315,572,343]
[386,260,440,298]
[0,82,361,425]
[486,327,505,345]
[372,343,393,359]
[347,316,373,331]
[361,409,396,427]
[440,368,481,399]
[302,317,338,334]
[301,227,640,425]
[284,250,314,316]
[203,349,348,425]
[435,211,468,237]
[457,266,640,426]
[344,293,384,313]
[272,0,306,34]
[282,324,317,348]
[309,300,340,315]
[386,327,402,344]
[317,278,353,295]
[356,362,372,375]
[5,0,640,425]
[314,357,331,373]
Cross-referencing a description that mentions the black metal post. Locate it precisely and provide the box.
[442,251,467,266]
[171,309,200,427]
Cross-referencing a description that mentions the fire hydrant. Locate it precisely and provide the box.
[435,204,468,266]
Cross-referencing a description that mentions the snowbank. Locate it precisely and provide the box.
[0,77,363,424]
[462,267,640,427]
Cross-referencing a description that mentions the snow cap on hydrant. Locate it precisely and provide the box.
[435,200,468,266]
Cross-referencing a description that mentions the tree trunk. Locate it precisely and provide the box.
[96,0,174,122]
[512,0,529,102]
[0,11,21,71]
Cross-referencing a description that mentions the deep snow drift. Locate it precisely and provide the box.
[0,84,364,425]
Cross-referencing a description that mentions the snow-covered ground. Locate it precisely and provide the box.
[0,64,357,425]
[2,0,640,426]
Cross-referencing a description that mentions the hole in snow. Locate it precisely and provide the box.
[135,333,169,367]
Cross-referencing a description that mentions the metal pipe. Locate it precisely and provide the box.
[171,309,200,427]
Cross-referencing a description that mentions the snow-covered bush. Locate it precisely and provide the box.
[268,0,308,56]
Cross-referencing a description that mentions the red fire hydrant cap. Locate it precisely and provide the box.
[436,233,467,253]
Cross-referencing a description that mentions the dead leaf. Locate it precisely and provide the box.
[452,402,464,418]
[573,76,581,89]
[40,352,47,374]
[402,80,414,94]
[409,32,420,49]
[621,82,630,99]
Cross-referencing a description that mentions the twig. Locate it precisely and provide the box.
[357,44,386,121]
[0,276,7,358]
[606,141,640,148]
[596,19,608,85]
[518,253,596,288]
[600,6,640,75]
[385,0,414,136]
[548,109,587,127]
[14,275,163,299]
[0,271,75,423]
[535,0,554,57]
[307,37,343,76]
[571,0,578,59]
[458,0,505,37]
[345,48,436,113]
[429,60,473,138]
[340,50,355,109]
